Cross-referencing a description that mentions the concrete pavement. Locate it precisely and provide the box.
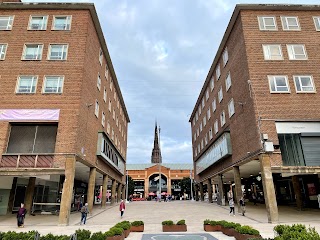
[0,200,319,239]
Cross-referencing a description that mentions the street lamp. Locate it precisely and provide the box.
[190,170,194,201]
[126,170,129,203]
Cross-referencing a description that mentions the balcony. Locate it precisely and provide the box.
[0,154,54,168]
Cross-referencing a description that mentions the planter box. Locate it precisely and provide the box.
[163,224,187,232]
[124,229,130,238]
[203,224,222,232]
[130,225,144,232]
[234,232,262,240]
[106,234,124,240]
[221,227,237,237]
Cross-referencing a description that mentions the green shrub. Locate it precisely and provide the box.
[115,222,131,230]
[3,231,39,240]
[75,229,91,240]
[162,220,174,226]
[235,225,260,235]
[109,227,123,236]
[39,233,70,240]
[204,219,211,225]
[90,231,107,240]
[121,220,131,226]
[274,224,287,236]
[131,221,144,226]
[105,230,115,237]
[220,221,241,229]
[176,220,186,225]
[210,221,222,226]
[273,224,320,240]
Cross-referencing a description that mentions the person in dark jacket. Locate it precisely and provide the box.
[17,203,27,227]
[239,197,246,216]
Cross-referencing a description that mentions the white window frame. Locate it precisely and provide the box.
[201,139,204,150]
[220,111,226,127]
[215,65,221,80]
[225,72,232,91]
[205,89,209,101]
[223,47,228,66]
[286,44,307,60]
[214,120,218,134]
[99,48,103,65]
[52,15,72,31]
[108,99,112,112]
[0,16,14,31]
[209,128,213,140]
[204,134,208,146]
[281,16,300,31]
[47,44,68,60]
[28,15,48,30]
[293,75,316,93]
[262,44,283,60]
[197,128,199,137]
[107,121,110,134]
[202,98,205,109]
[228,98,235,118]
[268,75,290,93]
[210,77,214,91]
[0,43,8,60]
[103,87,107,102]
[42,75,64,94]
[212,98,216,112]
[192,118,195,126]
[218,87,223,103]
[207,109,211,120]
[200,122,203,132]
[102,112,105,127]
[194,133,196,142]
[22,44,43,60]
[97,73,101,91]
[198,105,202,115]
[195,111,198,121]
[105,65,109,79]
[203,116,206,127]
[258,16,277,31]
[110,78,113,91]
[95,100,99,117]
[313,17,320,31]
[16,75,38,94]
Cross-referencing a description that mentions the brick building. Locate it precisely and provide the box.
[189,4,320,223]
[0,0,129,225]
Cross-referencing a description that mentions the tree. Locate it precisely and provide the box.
[180,177,191,194]
[128,176,135,196]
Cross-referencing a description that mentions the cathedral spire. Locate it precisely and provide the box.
[151,121,162,163]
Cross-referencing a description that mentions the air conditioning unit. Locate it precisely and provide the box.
[264,141,274,152]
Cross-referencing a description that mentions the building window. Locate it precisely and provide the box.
[218,87,223,102]
[207,109,211,120]
[99,48,103,65]
[47,44,68,60]
[107,121,110,134]
[205,89,209,101]
[113,109,115,120]
[112,129,114,141]
[287,44,307,60]
[16,76,37,93]
[313,17,320,31]
[108,100,112,112]
[281,16,300,31]
[97,73,101,91]
[198,144,200,154]
[258,16,277,30]
[195,111,198,121]
[0,16,14,30]
[22,44,43,60]
[110,78,113,91]
[228,98,235,118]
[203,116,206,127]
[52,16,72,30]
[28,16,48,30]
[223,47,228,66]
[293,75,315,93]
[220,111,226,127]
[210,77,214,91]
[194,148,197,157]
[209,128,213,140]
[225,72,232,91]
[214,120,218,134]
[102,112,105,127]
[103,87,107,102]
[205,134,208,146]
[116,116,119,127]
[212,98,216,112]
[196,128,199,137]
[0,44,7,60]
[200,122,203,132]
[95,100,99,117]
[268,75,290,93]
[201,139,204,150]
[43,76,64,93]
[198,105,202,115]
[192,118,195,126]
[215,65,221,80]
[202,98,205,108]
[105,65,109,80]
[194,133,196,142]
[262,44,283,60]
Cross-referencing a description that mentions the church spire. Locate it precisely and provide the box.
[151,121,162,163]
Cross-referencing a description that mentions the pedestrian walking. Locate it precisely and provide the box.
[17,203,27,228]
[252,193,257,205]
[119,199,126,218]
[80,203,89,225]
[229,198,235,216]
[239,197,246,216]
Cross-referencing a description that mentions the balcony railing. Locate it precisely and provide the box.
[0,154,54,168]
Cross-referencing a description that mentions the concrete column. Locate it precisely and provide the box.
[260,154,279,223]
[87,167,96,213]
[101,175,108,208]
[24,177,36,215]
[199,182,204,201]
[122,185,126,201]
[59,156,76,226]
[111,180,116,204]
[207,179,213,203]
[233,166,242,213]
[195,184,199,201]
[217,174,225,206]
[292,175,303,210]
[167,179,172,195]
[144,179,149,198]
[8,177,18,213]
[117,183,122,202]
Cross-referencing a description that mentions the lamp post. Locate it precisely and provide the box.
[159,125,162,195]
[126,170,129,203]
[190,170,194,201]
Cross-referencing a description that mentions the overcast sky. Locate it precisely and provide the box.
[23,0,320,164]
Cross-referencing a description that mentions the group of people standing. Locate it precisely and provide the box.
[228,196,246,216]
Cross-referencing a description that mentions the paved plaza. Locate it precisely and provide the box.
[0,201,319,239]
